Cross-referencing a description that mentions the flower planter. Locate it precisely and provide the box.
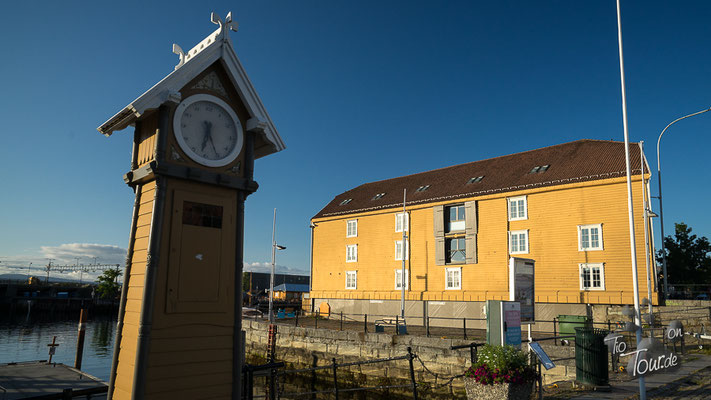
[464,378,533,400]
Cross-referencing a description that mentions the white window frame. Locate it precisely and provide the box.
[509,230,529,254]
[446,204,466,232]
[508,196,528,221]
[445,267,462,290]
[578,224,603,251]
[579,263,605,291]
[395,212,409,232]
[345,270,357,290]
[346,219,358,238]
[394,268,409,290]
[395,240,409,260]
[346,244,358,262]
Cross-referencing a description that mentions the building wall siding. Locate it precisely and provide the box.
[311,175,656,306]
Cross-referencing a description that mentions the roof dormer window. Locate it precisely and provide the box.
[339,199,352,206]
[372,193,386,200]
[467,176,484,184]
[529,165,550,174]
[415,185,430,192]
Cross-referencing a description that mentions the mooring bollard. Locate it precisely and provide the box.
[74,309,87,369]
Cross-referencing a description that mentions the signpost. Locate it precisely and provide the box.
[528,342,555,370]
[509,257,535,323]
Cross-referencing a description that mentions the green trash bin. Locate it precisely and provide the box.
[558,314,591,336]
[575,327,609,386]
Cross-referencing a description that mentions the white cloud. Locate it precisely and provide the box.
[40,243,126,265]
[243,261,308,275]
[0,243,127,282]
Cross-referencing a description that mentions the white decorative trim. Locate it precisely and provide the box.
[173,44,186,70]
[97,11,285,160]
[170,146,184,162]
[192,71,228,97]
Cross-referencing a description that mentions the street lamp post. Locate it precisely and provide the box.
[269,208,286,324]
[656,107,711,297]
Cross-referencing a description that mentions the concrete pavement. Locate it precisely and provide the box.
[572,353,711,399]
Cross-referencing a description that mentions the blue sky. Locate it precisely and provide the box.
[1,1,710,280]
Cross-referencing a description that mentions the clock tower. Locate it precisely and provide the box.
[97,13,285,400]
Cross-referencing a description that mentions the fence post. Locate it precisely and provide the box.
[607,320,611,332]
[310,354,317,400]
[269,366,276,400]
[537,359,543,400]
[364,314,368,333]
[332,357,339,400]
[340,311,343,331]
[426,316,430,337]
[295,311,299,327]
[315,310,319,329]
[463,318,467,340]
[553,317,557,346]
[407,347,419,400]
[396,315,399,335]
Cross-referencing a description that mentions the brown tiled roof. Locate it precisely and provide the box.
[313,140,649,219]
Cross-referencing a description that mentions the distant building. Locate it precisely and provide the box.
[244,272,309,298]
[271,283,310,302]
[309,140,657,321]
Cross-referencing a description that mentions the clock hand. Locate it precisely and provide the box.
[208,133,219,157]
[201,121,210,151]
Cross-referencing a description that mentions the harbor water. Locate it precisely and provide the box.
[0,317,116,382]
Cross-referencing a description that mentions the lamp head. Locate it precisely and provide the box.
[276,245,286,250]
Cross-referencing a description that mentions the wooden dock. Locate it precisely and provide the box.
[0,361,107,399]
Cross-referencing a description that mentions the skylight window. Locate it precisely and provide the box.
[467,176,484,184]
[529,165,550,174]
[339,199,352,206]
[372,193,386,200]
[415,185,430,192]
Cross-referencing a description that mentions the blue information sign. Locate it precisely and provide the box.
[529,342,555,370]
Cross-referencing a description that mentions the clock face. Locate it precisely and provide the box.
[173,94,243,167]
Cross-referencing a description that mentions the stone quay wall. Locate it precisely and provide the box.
[243,319,476,390]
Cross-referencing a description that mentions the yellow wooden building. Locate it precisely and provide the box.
[309,140,657,323]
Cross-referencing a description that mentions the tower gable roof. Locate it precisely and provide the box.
[97,12,285,159]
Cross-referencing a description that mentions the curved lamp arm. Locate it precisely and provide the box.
[655,106,711,296]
